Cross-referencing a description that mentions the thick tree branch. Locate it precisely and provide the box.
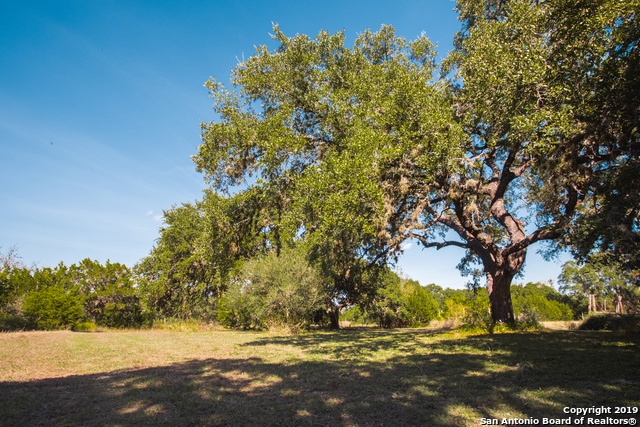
[503,227,561,258]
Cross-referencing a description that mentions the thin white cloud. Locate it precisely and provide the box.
[401,242,413,250]
[153,214,163,221]
[146,210,153,215]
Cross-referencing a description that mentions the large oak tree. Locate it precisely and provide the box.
[445,0,639,319]
[194,26,463,324]
[193,0,638,323]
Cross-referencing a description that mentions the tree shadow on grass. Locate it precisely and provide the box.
[1,330,638,426]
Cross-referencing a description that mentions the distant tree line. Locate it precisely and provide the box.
[0,249,146,330]
[340,281,583,328]
[6,242,636,332]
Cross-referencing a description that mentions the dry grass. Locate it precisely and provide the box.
[1,328,639,426]
[540,321,582,330]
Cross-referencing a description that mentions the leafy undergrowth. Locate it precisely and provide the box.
[1,328,638,426]
[579,314,640,332]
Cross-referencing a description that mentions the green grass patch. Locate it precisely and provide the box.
[1,328,638,426]
[72,322,99,332]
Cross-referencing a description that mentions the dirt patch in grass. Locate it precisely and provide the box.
[1,329,638,426]
[540,321,582,330]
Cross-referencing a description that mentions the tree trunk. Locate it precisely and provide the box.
[616,292,624,314]
[486,270,516,324]
[328,305,341,329]
[483,249,525,324]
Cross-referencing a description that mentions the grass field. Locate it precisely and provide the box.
[1,327,639,426]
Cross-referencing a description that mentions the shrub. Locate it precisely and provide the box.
[0,291,30,331]
[579,314,640,331]
[377,306,409,328]
[218,248,327,331]
[0,312,30,331]
[456,290,543,333]
[406,286,439,325]
[217,295,257,329]
[69,258,149,328]
[72,322,98,332]
[265,318,304,334]
[0,267,33,311]
[367,278,410,328]
[461,292,493,330]
[23,287,85,330]
[513,288,573,321]
[84,293,146,328]
[340,305,372,325]
[441,295,467,322]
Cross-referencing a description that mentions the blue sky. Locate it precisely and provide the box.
[0,0,571,288]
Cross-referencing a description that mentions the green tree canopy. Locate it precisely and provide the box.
[511,282,573,321]
[193,25,462,325]
[20,264,84,330]
[191,0,638,325]
[450,0,639,267]
[70,259,145,328]
[559,253,639,314]
[406,284,439,325]
[0,247,31,311]
[135,187,290,320]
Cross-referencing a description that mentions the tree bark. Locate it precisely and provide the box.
[484,249,526,324]
[616,293,623,314]
[486,272,516,323]
[328,304,342,329]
